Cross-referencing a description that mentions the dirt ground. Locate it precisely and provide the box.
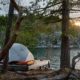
[0,68,80,80]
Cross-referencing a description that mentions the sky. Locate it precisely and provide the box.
[0,0,80,18]
[0,0,47,15]
[22,0,80,18]
[21,0,33,6]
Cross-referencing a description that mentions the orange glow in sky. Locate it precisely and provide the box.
[74,21,80,26]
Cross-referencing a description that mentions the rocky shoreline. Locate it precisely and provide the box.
[0,68,80,80]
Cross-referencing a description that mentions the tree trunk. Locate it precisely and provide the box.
[2,0,14,73]
[0,14,23,61]
[60,0,70,68]
[0,0,23,63]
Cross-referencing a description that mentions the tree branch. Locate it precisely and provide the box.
[11,0,20,12]
[70,9,80,12]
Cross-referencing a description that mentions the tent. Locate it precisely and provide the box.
[9,43,34,62]
[9,43,50,70]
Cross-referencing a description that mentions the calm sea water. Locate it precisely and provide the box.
[30,48,80,70]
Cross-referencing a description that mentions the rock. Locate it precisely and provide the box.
[0,71,26,80]
[24,75,48,80]
[69,70,80,79]
[52,74,68,80]
[0,68,80,80]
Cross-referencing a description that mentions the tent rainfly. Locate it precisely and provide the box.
[9,43,34,63]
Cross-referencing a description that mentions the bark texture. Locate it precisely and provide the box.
[60,0,70,68]
[3,0,14,72]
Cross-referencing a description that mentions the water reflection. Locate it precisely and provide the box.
[31,48,80,70]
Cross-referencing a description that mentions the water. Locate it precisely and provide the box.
[30,48,80,70]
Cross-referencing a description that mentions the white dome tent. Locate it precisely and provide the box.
[8,43,50,70]
[9,43,34,63]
